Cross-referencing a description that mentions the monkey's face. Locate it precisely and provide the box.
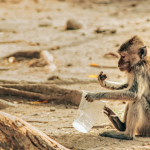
[118,46,147,72]
[118,51,142,72]
[118,52,131,72]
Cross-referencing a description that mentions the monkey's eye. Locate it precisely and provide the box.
[122,56,125,58]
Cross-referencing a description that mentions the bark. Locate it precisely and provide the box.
[0,111,69,150]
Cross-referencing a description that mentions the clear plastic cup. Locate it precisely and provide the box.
[73,90,106,133]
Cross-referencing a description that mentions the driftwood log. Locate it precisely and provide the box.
[0,111,69,150]
[0,84,82,105]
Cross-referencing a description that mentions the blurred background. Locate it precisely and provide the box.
[0,0,150,82]
[1,0,150,149]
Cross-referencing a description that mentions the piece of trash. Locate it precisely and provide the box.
[90,63,99,67]
[30,100,48,104]
[73,90,106,133]
[90,63,118,69]
[87,75,98,78]
[8,57,16,63]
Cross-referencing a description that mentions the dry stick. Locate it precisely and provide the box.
[0,40,24,44]
[0,78,98,85]
[0,111,69,150]
[0,67,9,71]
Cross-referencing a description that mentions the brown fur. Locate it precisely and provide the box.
[85,35,150,140]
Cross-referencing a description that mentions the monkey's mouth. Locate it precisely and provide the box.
[119,67,126,71]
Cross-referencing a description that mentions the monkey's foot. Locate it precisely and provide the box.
[99,130,133,140]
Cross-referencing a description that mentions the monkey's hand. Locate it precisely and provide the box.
[98,71,107,86]
[85,93,97,102]
[103,106,116,117]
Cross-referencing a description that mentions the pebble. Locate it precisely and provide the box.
[66,19,82,30]
[50,107,56,112]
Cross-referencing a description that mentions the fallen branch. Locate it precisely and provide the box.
[0,84,82,105]
[0,40,24,44]
[0,111,69,150]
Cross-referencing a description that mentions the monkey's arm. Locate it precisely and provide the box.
[100,80,128,90]
[85,90,138,102]
[98,72,128,90]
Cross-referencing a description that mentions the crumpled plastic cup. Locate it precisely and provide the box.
[73,90,106,133]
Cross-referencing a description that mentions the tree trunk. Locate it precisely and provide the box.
[0,111,69,150]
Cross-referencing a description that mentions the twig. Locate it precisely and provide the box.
[0,78,98,85]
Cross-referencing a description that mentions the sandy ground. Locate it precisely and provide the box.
[0,0,150,149]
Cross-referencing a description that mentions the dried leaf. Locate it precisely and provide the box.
[103,52,119,58]
[87,75,98,78]
[90,63,99,67]
[30,100,48,104]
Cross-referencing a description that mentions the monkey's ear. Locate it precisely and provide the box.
[139,46,147,59]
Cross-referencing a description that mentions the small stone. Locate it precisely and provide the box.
[50,46,60,50]
[120,25,124,28]
[130,3,137,7]
[110,29,117,34]
[94,27,106,33]
[115,43,120,47]
[39,20,52,27]
[47,16,52,20]
[146,19,150,22]
[67,63,72,67]
[50,107,56,112]
[66,19,82,30]
[81,33,85,36]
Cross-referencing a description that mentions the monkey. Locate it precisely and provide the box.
[85,35,150,140]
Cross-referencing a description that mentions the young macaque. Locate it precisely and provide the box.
[85,35,150,140]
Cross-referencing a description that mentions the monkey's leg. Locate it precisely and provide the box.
[104,106,126,131]
[109,116,126,131]
[100,103,136,140]
[99,130,133,140]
